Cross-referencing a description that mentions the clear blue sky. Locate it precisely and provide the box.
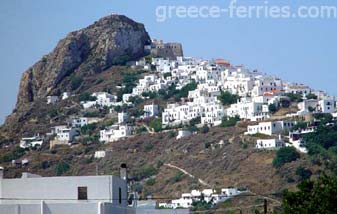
[1,0,337,124]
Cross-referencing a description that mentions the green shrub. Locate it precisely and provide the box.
[221,116,240,127]
[296,166,312,181]
[0,146,26,163]
[71,75,83,90]
[149,118,162,132]
[268,103,278,113]
[79,92,97,102]
[144,143,154,152]
[306,93,318,100]
[169,172,184,183]
[285,93,303,102]
[134,165,157,181]
[146,178,156,186]
[218,91,240,105]
[200,125,210,134]
[273,147,300,168]
[55,161,70,176]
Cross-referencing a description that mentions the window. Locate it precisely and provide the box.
[78,187,88,200]
[119,187,122,204]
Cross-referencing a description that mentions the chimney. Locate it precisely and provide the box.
[0,167,4,179]
[120,163,127,181]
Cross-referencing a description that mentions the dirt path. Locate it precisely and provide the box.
[164,163,210,187]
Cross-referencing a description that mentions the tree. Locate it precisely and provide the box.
[306,93,318,100]
[218,91,240,106]
[285,93,303,102]
[283,174,337,214]
[268,103,278,113]
[272,147,300,168]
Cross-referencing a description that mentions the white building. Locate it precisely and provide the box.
[100,125,133,143]
[143,104,159,118]
[256,137,285,150]
[176,130,192,140]
[55,127,79,142]
[20,136,43,149]
[47,96,59,104]
[81,92,118,109]
[318,98,335,113]
[0,168,132,214]
[62,92,71,100]
[226,97,269,121]
[94,150,112,159]
[72,117,88,128]
[245,121,296,136]
[118,112,129,124]
[167,188,240,209]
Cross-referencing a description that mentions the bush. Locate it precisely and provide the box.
[79,92,97,102]
[306,93,318,100]
[221,116,240,127]
[296,166,312,181]
[168,132,176,138]
[273,147,300,168]
[71,75,83,90]
[55,161,70,176]
[200,125,209,134]
[268,103,278,113]
[191,200,212,212]
[189,116,201,126]
[169,172,184,183]
[134,165,157,181]
[146,178,156,186]
[81,123,97,135]
[144,143,154,152]
[149,118,162,132]
[285,93,303,102]
[0,146,26,163]
[218,91,240,105]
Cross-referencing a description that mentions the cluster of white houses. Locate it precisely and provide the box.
[159,188,241,209]
[20,55,337,154]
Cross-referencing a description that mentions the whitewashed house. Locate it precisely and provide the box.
[62,92,71,100]
[94,150,112,159]
[72,117,88,128]
[245,121,296,136]
[256,137,285,150]
[226,97,269,121]
[251,76,283,97]
[318,98,335,113]
[20,136,43,149]
[176,130,192,140]
[284,83,312,95]
[100,125,133,143]
[118,112,129,124]
[81,92,118,109]
[143,104,159,118]
[47,96,59,104]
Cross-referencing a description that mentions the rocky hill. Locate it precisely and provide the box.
[2,14,150,137]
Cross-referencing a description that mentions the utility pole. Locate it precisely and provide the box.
[264,199,268,214]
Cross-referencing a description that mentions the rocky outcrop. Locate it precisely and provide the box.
[15,14,151,109]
